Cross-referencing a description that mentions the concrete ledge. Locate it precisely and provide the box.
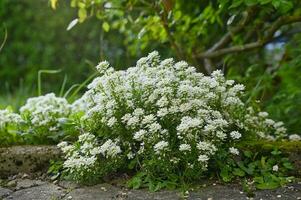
[0,145,61,178]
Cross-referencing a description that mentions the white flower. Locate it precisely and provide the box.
[0,109,23,129]
[100,139,122,158]
[78,132,95,142]
[57,141,68,148]
[154,141,168,154]
[272,165,279,172]
[265,119,275,126]
[179,144,191,152]
[107,117,117,127]
[177,116,202,133]
[133,130,147,141]
[289,134,301,141]
[96,61,110,74]
[198,154,209,162]
[229,147,239,155]
[230,131,241,140]
[197,141,217,155]
[258,112,269,118]
[127,152,135,159]
[147,122,162,133]
[19,93,71,131]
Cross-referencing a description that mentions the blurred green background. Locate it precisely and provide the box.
[0,0,300,134]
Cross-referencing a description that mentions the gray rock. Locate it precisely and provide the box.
[15,179,46,190]
[4,183,65,200]
[58,180,80,190]
[254,183,301,200]
[1,179,300,200]
[0,187,12,198]
[127,189,181,200]
[189,183,301,200]
[63,183,121,200]
[65,183,181,200]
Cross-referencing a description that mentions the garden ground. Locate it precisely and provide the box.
[0,177,300,200]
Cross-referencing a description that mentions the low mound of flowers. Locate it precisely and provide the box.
[20,93,72,143]
[58,52,287,185]
[0,93,79,145]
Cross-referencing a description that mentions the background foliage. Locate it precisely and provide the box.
[0,0,300,134]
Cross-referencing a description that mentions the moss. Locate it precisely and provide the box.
[238,140,301,154]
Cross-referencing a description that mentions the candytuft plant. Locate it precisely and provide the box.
[58,52,287,188]
[20,93,74,144]
[0,107,24,145]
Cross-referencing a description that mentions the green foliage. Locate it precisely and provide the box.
[0,0,132,94]
[46,0,301,135]
[217,149,294,190]
[227,32,301,134]
[52,0,301,67]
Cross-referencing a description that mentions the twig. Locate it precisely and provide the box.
[0,25,8,53]
[197,15,301,59]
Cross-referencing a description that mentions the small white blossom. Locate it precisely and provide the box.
[289,134,301,141]
[100,139,122,158]
[198,154,209,162]
[230,131,241,140]
[272,165,279,172]
[229,147,239,155]
[179,144,191,152]
[154,141,168,154]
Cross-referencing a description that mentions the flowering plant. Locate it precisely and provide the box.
[59,52,287,186]
[20,93,73,143]
[0,108,24,145]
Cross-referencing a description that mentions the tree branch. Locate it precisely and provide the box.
[198,15,301,59]
[152,1,184,59]
[208,7,257,52]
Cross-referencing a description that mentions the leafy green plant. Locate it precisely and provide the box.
[218,148,294,190]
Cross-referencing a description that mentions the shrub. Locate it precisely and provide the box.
[58,52,287,186]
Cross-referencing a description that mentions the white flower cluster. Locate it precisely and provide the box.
[20,93,71,132]
[244,109,287,140]
[288,134,301,141]
[58,132,101,174]
[60,51,288,179]
[99,139,122,158]
[0,108,23,129]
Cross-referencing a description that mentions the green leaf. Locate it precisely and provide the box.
[229,0,243,8]
[173,10,182,21]
[254,176,264,183]
[260,0,272,4]
[243,150,252,158]
[233,168,246,177]
[271,149,281,156]
[283,162,294,170]
[220,167,232,182]
[238,161,254,175]
[261,157,266,168]
[102,22,110,32]
[78,8,87,23]
[128,159,137,169]
[256,181,280,190]
[50,0,58,9]
[244,0,257,6]
[127,176,143,189]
